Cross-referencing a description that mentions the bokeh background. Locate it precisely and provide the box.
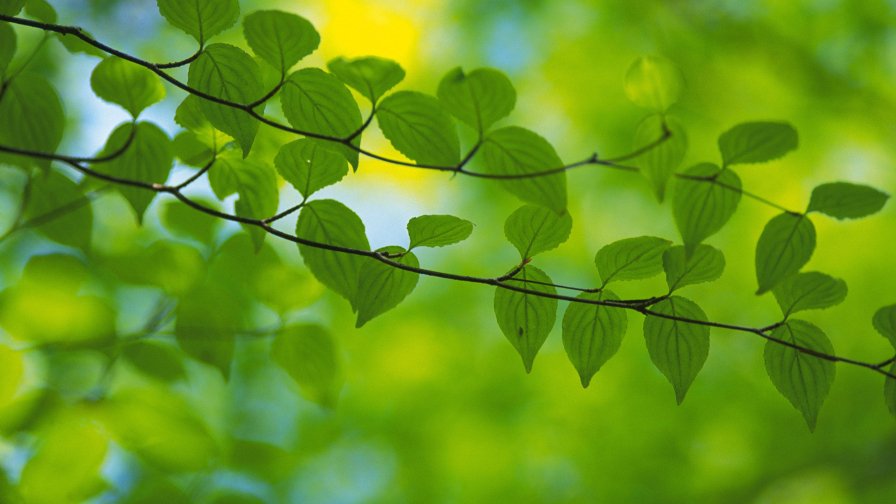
[1,0,896,502]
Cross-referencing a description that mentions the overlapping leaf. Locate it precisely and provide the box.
[243,10,319,73]
[328,56,405,103]
[755,213,816,295]
[504,204,572,258]
[662,244,725,291]
[437,67,515,133]
[672,163,741,254]
[481,127,568,212]
[643,296,709,403]
[595,236,671,285]
[562,290,627,387]
[772,272,847,316]
[355,247,419,327]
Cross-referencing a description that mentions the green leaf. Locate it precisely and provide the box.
[0,73,65,168]
[376,91,460,166]
[885,363,896,418]
[595,236,671,285]
[24,171,93,251]
[104,241,204,296]
[764,320,835,431]
[634,114,687,201]
[772,272,847,316]
[98,122,174,222]
[624,56,683,112]
[281,68,363,169]
[807,182,889,220]
[176,280,243,378]
[90,57,165,117]
[295,200,370,307]
[274,139,348,199]
[503,204,572,259]
[23,0,55,23]
[243,10,319,73]
[187,44,264,157]
[232,161,278,251]
[122,342,188,383]
[437,67,515,133]
[57,29,106,58]
[355,246,419,328]
[562,290,627,387]
[173,131,214,167]
[672,163,742,255]
[873,304,896,349]
[272,325,341,407]
[481,127,568,212]
[755,213,816,295]
[160,197,221,244]
[493,266,558,373]
[156,0,239,43]
[0,0,26,15]
[718,121,798,166]
[643,296,709,404]
[327,56,405,103]
[0,22,14,78]
[662,244,725,292]
[407,214,473,249]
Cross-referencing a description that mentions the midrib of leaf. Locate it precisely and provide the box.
[763,214,807,284]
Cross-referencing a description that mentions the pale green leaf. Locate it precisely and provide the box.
[493,265,558,373]
[24,171,92,251]
[376,90,460,166]
[504,204,572,259]
[274,138,348,198]
[272,325,341,407]
[672,163,741,255]
[232,161,278,251]
[355,246,419,328]
[755,212,816,295]
[764,320,835,431]
[407,214,473,249]
[772,272,847,316]
[624,56,683,112]
[643,296,709,404]
[562,290,627,387]
[23,0,55,23]
[718,121,798,166]
[243,10,319,73]
[173,130,214,167]
[481,127,568,212]
[807,182,889,220]
[0,73,65,169]
[595,236,671,284]
[90,57,165,117]
[327,56,405,103]
[634,114,687,201]
[662,244,725,292]
[156,0,239,43]
[437,67,515,133]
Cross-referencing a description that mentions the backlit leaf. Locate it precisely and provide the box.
[90,56,165,117]
[376,91,460,166]
[672,163,741,255]
[662,244,725,292]
[718,121,798,166]
[481,127,567,213]
[328,56,405,103]
[624,56,683,112]
[595,236,671,284]
[494,265,558,373]
[122,341,188,383]
[243,10,319,73]
[755,212,816,295]
[0,73,65,169]
[407,214,473,249]
[272,325,341,407]
[504,204,572,259]
[643,296,709,404]
[873,304,896,349]
[157,0,239,43]
[772,272,847,316]
[355,246,419,327]
[562,290,627,387]
[807,182,889,220]
[274,139,348,198]
[634,114,687,201]
[437,67,515,133]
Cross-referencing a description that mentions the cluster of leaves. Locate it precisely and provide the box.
[0,2,895,495]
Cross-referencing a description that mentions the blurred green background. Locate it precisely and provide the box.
[1,0,895,502]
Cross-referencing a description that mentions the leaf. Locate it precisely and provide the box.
[173,131,214,167]
[187,44,264,157]
[764,320,835,431]
[672,163,742,255]
[885,363,896,418]
[98,122,174,222]
[156,0,239,44]
[562,290,627,387]
[717,121,798,166]
[624,56,683,112]
[807,182,889,220]
[755,212,816,295]
[23,0,55,23]
[0,22,14,78]
[104,241,204,296]
[595,236,671,284]
[243,10,319,73]
[327,56,405,103]
[634,114,687,201]
[643,296,709,404]
[57,29,105,58]
[481,127,568,213]
[122,342,187,383]
[662,244,725,292]
[295,200,370,308]
[437,67,516,133]
[272,325,341,407]
[493,266,558,373]
[0,73,65,168]
[0,0,26,15]
[232,161,278,251]
[90,56,165,117]
[24,171,93,251]
[176,280,243,378]
[407,214,473,249]
[0,344,24,408]
[376,91,460,166]
[281,68,363,169]
[274,139,348,198]
[355,246,419,328]
[873,304,896,349]
[772,272,847,316]
[503,204,572,259]
[160,197,221,244]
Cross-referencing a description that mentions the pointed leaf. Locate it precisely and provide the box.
[437,67,515,133]
[562,290,627,387]
[504,204,572,259]
[407,214,473,249]
[24,171,92,251]
[718,121,798,166]
[187,44,264,157]
[355,246,419,327]
[98,122,174,221]
[772,272,847,316]
[595,236,671,284]
[672,163,741,254]
[873,304,896,349]
[634,114,687,201]
[90,57,165,117]
[156,0,239,43]
[232,161,278,251]
[493,266,558,373]
[243,10,319,73]
[281,68,363,169]
[764,320,835,431]
[295,200,370,307]
[807,182,889,220]
[662,244,725,292]
[624,56,683,112]
[272,325,341,407]
[23,0,55,23]
[643,296,709,404]
[274,138,348,198]
[328,56,405,103]
[481,127,567,212]
[0,73,64,168]
[755,212,816,294]
[376,91,460,166]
